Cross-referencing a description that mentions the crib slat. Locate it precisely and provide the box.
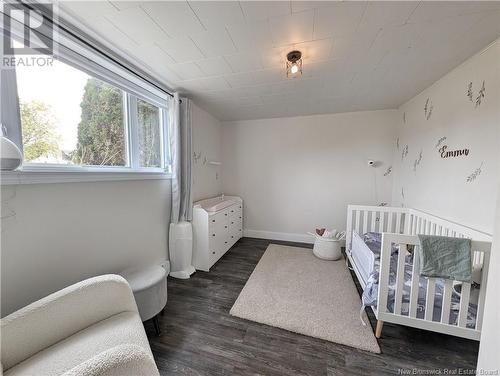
[363,210,368,234]
[458,283,471,328]
[403,213,411,234]
[396,212,402,233]
[377,234,393,315]
[355,211,361,234]
[425,279,436,321]
[346,208,353,249]
[431,223,436,235]
[388,212,393,233]
[409,247,420,318]
[394,244,406,314]
[371,212,376,232]
[476,252,490,330]
[440,280,453,324]
[379,212,385,232]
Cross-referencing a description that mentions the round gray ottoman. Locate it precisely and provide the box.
[120,264,168,335]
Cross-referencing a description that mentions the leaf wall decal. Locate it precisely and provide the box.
[424,98,433,120]
[467,82,473,102]
[475,81,485,108]
[466,162,484,183]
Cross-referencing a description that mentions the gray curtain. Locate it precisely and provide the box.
[169,94,193,224]
[0,68,22,150]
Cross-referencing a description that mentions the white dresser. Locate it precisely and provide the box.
[192,196,243,271]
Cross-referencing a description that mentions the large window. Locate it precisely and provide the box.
[17,58,128,167]
[16,56,169,172]
[1,3,172,182]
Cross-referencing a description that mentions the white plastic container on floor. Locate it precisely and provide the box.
[308,232,345,261]
[169,221,196,279]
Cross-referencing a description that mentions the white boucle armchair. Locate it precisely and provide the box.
[1,275,159,376]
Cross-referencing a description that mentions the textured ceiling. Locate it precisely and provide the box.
[59,1,500,121]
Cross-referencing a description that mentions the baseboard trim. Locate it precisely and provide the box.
[243,229,314,244]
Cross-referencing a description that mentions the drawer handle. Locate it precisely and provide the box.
[231,210,234,213]
[212,234,215,237]
[225,226,228,229]
[231,221,234,224]
[225,214,228,216]
[239,217,241,219]
[231,236,234,239]
[212,219,215,223]
[212,251,215,255]
[225,241,228,244]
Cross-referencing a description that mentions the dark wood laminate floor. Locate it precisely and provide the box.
[146,237,479,375]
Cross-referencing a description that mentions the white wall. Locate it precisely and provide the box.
[392,41,499,234]
[222,110,397,242]
[191,103,223,202]
[477,186,500,371]
[1,179,171,317]
[477,43,500,372]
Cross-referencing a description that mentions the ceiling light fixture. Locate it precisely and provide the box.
[286,50,302,78]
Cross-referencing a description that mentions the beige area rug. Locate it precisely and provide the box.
[230,244,381,353]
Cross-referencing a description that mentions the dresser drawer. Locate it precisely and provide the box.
[208,210,230,227]
[228,218,242,232]
[209,220,229,234]
[228,205,242,218]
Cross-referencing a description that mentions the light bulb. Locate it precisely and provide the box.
[290,63,299,74]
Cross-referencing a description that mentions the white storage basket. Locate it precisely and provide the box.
[308,232,344,261]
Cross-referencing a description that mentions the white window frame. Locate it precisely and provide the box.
[0,7,173,185]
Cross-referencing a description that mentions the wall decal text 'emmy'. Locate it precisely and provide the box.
[439,145,470,159]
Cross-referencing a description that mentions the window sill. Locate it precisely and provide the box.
[1,167,172,185]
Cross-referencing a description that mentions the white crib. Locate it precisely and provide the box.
[346,205,492,341]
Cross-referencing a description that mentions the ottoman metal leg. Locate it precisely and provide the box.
[152,315,161,336]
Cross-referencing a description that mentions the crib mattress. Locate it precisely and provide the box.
[355,232,478,329]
